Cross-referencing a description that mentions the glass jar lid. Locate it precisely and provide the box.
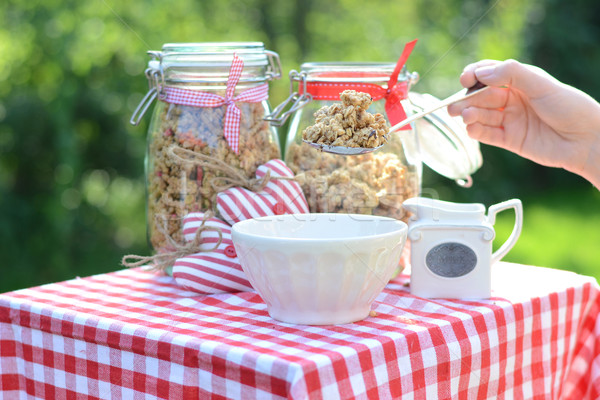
[408,92,483,187]
[131,42,281,125]
[300,62,402,83]
[153,42,281,84]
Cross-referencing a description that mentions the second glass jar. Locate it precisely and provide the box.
[284,62,421,224]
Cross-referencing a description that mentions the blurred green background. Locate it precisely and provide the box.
[1,0,598,293]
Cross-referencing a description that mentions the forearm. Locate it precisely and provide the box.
[577,137,600,189]
[568,92,600,189]
[550,85,600,189]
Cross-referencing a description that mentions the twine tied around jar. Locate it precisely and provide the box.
[121,212,222,271]
[167,145,296,197]
[122,147,298,271]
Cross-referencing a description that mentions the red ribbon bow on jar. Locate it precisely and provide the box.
[163,54,269,154]
[300,39,417,129]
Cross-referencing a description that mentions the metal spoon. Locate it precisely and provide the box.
[302,81,488,156]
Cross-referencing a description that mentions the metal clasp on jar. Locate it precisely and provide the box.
[265,50,282,81]
[264,70,312,126]
[130,51,166,126]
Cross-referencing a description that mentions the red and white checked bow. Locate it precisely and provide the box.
[163,54,269,154]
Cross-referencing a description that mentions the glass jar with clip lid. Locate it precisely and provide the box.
[130,42,282,253]
[267,40,483,270]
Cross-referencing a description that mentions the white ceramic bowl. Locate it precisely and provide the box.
[231,213,407,325]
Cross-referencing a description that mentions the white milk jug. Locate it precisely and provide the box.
[402,197,523,299]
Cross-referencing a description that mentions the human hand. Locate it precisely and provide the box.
[447,59,600,188]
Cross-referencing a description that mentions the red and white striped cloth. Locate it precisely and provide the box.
[163,54,269,154]
[171,212,253,294]
[217,159,309,225]
[1,262,600,399]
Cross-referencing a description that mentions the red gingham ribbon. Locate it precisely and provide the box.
[299,39,417,130]
[163,54,269,154]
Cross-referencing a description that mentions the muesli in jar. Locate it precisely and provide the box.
[287,137,419,221]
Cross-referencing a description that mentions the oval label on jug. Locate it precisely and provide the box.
[426,242,477,278]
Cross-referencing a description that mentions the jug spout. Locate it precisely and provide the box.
[401,197,424,215]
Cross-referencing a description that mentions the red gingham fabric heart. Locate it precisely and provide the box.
[172,212,253,294]
[216,159,309,225]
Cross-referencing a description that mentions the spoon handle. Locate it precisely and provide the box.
[389,82,489,134]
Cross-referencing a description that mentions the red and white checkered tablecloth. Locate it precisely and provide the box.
[1,262,599,399]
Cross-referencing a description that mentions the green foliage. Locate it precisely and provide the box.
[494,187,600,282]
[0,0,598,292]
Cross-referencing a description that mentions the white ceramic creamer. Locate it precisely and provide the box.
[402,197,523,299]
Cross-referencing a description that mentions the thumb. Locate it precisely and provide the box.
[474,59,558,97]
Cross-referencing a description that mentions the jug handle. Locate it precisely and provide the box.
[488,199,523,265]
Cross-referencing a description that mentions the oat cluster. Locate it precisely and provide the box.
[302,90,389,148]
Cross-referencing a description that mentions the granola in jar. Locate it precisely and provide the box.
[286,136,418,222]
[147,101,280,250]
